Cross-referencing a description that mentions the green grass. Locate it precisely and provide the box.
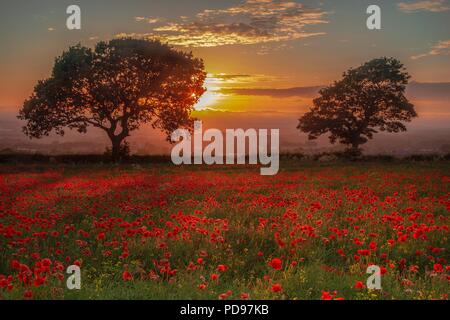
[0,160,449,300]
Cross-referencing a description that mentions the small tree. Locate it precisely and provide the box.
[297,57,417,154]
[19,39,206,160]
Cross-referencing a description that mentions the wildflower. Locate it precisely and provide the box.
[241,292,249,300]
[211,273,219,281]
[217,264,227,272]
[433,264,443,273]
[321,291,333,300]
[380,266,387,275]
[269,258,282,270]
[357,249,370,256]
[219,290,232,300]
[122,271,133,281]
[96,232,105,241]
[271,283,282,293]
[11,260,20,270]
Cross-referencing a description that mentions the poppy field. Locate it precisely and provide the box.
[0,161,449,300]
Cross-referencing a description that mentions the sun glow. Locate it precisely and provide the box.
[194,74,226,110]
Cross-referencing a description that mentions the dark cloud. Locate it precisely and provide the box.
[219,86,322,98]
[407,81,450,100]
[218,82,450,101]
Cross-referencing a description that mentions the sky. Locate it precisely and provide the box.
[0,0,449,154]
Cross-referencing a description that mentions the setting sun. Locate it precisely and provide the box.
[194,74,227,110]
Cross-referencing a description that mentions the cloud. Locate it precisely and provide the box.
[219,86,322,98]
[398,0,450,12]
[118,0,328,47]
[212,74,252,80]
[216,82,450,100]
[134,16,162,24]
[411,39,450,59]
[207,73,279,85]
[406,81,450,100]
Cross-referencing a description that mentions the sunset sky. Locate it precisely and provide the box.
[0,0,449,154]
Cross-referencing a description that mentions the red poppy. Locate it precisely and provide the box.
[11,260,20,270]
[96,232,105,241]
[269,258,282,270]
[211,273,219,281]
[433,263,443,273]
[321,291,333,300]
[219,290,232,300]
[357,249,370,256]
[271,283,282,293]
[122,271,133,281]
[217,264,227,272]
[380,266,387,275]
[198,283,207,290]
[42,258,51,267]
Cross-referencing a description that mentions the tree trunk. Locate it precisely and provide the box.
[110,136,123,162]
[351,142,360,153]
[347,141,362,158]
[106,120,129,162]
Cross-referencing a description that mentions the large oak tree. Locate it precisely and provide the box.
[19,39,206,160]
[297,57,417,153]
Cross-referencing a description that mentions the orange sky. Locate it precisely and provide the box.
[0,0,449,155]
[1,0,450,110]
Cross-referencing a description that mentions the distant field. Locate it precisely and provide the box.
[0,161,449,300]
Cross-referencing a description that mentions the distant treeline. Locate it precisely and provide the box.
[0,152,449,164]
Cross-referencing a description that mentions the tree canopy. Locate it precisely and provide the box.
[297,57,417,153]
[19,39,206,160]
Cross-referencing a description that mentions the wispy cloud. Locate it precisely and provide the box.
[118,0,328,47]
[411,39,450,59]
[134,16,162,24]
[207,73,279,84]
[398,0,450,12]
